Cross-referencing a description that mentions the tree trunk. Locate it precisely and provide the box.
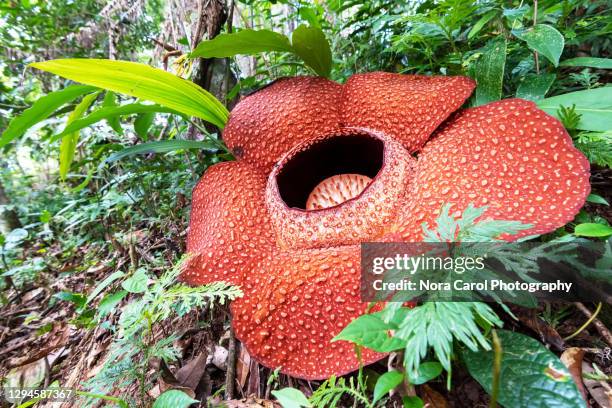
[0,182,21,235]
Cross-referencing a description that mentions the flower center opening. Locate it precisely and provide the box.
[276,134,384,210]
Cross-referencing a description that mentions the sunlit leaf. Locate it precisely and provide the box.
[0,84,96,148]
[29,59,228,128]
[59,92,99,180]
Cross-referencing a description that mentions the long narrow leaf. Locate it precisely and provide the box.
[0,84,96,148]
[105,140,218,163]
[59,92,100,180]
[473,37,507,106]
[29,59,229,129]
[51,104,179,142]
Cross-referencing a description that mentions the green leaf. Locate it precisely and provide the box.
[51,103,178,142]
[102,91,123,134]
[0,84,96,148]
[560,57,612,69]
[134,112,155,140]
[54,291,87,309]
[86,270,125,305]
[468,10,497,40]
[516,73,555,101]
[332,313,404,352]
[272,388,311,408]
[537,87,612,132]
[59,92,99,180]
[473,37,507,106]
[97,290,128,318]
[587,194,609,206]
[402,396,424,408]
[190,29,293,58]
[121,269,149,293]
[574,223,612,238]
[373,371,404,403]
[189,26,333,78]
[514,24,564,67]
[29,59,228,129]
[152,390,198,408]
[462,330,585,408]
[407,361,443,385]
[106,140,216,163]
[291,25,332,77]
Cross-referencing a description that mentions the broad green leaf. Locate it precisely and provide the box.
[190,29,293,58]
[59,92,99,180]
[373,371,404,403]
[407,361,443,385]
[106,140,217,163]
[97,290,128,318]
[332,314,404,352]
[51,104,178,142]
[272,388,311,408]
[402,396,424,408]
[574,223,612,237]
[468,10,497,40]
[291,25,332,77]
[560,57,612,69]
[152,390,198,408]
[514,24,564,67]
[462,330,585,408]
[0,84,96,148]
[102,91,123,134]
[121,269,149,293]
[473,37,507,106]
[516,73,555,101]
[587,194,609,206]
[537,87,612,132]
[29,59,228,129]
[134,112,155,139]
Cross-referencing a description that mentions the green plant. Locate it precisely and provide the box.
[82,259,242,404]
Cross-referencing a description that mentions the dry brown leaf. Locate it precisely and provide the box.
[560,347,589,404]
[419,384,449,408]
[236,344,252,389]
[176,351,208,391]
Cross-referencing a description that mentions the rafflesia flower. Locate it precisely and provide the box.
[181,72,590,380]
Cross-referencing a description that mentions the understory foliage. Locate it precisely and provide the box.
[0,0,611,407]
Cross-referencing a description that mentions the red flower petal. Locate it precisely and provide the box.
[266,128,416,250]
[231,245,384,380]
[342,72,475,152]
[181,161,276,285]
[224,77,342,172]
[395,99,590,241]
